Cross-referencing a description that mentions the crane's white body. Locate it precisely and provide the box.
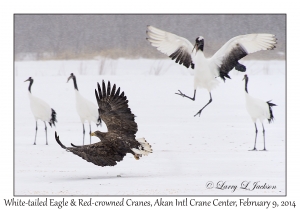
[28,92,52,122]
[74,90,99,124]
[245,92,270,123]
[193,52,219,91]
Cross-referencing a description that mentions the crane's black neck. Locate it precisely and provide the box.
[72,76,79,91]
[198,41,204,52]
[244,77,249,93]
[28,79,33,93]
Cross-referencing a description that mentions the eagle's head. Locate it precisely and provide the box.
[90,131,104,139]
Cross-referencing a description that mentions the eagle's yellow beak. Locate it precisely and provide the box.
[134,154,141,160]
[90,132,96,136]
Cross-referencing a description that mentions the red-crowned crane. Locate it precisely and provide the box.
[67,73,101,145]
[147,25,277,117]
[243,74,276,151]
[25,77,57,145]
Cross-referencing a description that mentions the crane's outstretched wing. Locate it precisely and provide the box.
[55,132,125,166]
[209,34,277,81]
[95,80,137,135]
[146,25,195,69]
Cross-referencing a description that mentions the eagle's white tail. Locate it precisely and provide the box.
[131,138,152,159]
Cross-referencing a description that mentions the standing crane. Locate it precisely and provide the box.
[25,77,57,145]
[67,73,101,145]
[243,74,276,151]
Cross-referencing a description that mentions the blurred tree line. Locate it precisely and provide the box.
[15,14,285,60]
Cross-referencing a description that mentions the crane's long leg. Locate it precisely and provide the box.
[249,123,258,151]
[260,123,267,151]
[44,121,48,145]
[194,92,212,117]
[34,121,38,145]
[89,123,91,144]
[176,89,196,101]
[82,124,85,145]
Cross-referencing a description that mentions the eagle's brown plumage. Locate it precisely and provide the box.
[55,80,152,167]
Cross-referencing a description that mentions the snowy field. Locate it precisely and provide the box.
[14,59,285,196]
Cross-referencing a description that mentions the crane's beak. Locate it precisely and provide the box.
[90,132,96,136]
[192,43,197,53]
[67,75,73,83]
[242,74,247,81]
[24,78,30,82]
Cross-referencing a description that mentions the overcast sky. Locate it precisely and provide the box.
[15,14,285,60]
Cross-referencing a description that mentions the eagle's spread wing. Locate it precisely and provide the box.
[95,80,137,135]
[55,81,152,167]
[146,25,195,69]
[55,132,125,166]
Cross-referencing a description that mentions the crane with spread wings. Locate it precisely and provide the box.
[146,25,277,117]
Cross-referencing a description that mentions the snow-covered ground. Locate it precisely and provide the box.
[14,59,285,195]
